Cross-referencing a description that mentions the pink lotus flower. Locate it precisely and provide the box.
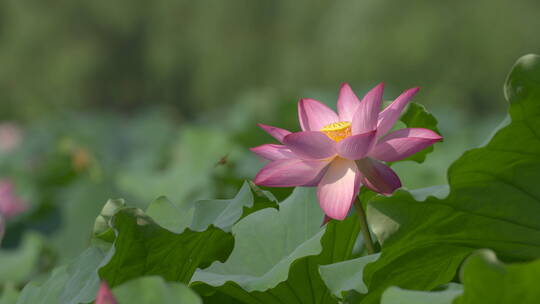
[0,180,27,219]
[96,282,117,304]
[252,83,442,220]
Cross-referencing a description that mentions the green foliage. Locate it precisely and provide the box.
[319,253,380,298]
[361,54,540,303]
[380,284,462,304]
[0,285,19,304]
[455,250,540,304]
[5,54,540,304]
[16,266,70,304]
[51,180,117,263]
[93,199,126,244]
[112,276,201,304]
[99,208,233,287]
[117,127,240,206]
[98,182,264,287]
[59,247,106,304]
[190,181,261,232]
[0,233,43,284]
[16,246,106,304]
[192,187,360,303]
[14,181,269,303]
[0,0,538,120]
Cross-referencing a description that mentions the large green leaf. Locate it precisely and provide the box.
[454,250,540,304]
[16,246,108,304]
[99,181,265,287]
[192,187,360,303]
[361,54,540,303]
[319,251,463,304]
[380,283,462,304]
[59,247,108,304]
[16,181,267,303]
[16,252,201,304]
[112,276,201,304]
[98,208,233,287]
[16,266,69,304]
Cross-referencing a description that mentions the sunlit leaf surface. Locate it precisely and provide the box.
[192,187,360,303]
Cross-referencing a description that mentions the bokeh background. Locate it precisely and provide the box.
[0,0,539,284]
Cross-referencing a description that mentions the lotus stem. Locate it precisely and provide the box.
[354,198,376,254]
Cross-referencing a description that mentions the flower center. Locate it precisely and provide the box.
[320,121,352,142]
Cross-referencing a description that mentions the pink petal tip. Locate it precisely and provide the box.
[96,282,117,304]
[298,98,338,131]
[258,124,291,143]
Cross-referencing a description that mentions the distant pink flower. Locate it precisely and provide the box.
[0,123,22,153]
[96,282,117,304]
[252,83,442,220]
[0,180,27,219]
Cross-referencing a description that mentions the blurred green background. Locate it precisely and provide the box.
[2,0,539,119]
[0,0,539,285]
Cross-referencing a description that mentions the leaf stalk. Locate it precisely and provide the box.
[354,198,376,254]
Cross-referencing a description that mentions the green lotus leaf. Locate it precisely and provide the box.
[16,246,107,304]
[381,283,462,304]
[93,198,126,243]
[16,266,69,304]
[98,207,233,287]
[361,54,540,303]
[454,250,540,304]
[16,180,266,303]
[319,253,380,299]
[99,181,268,287]
[192,187,360,303]
[190,181,260,232]
[112,276,201,304]
[59,247,109,304]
